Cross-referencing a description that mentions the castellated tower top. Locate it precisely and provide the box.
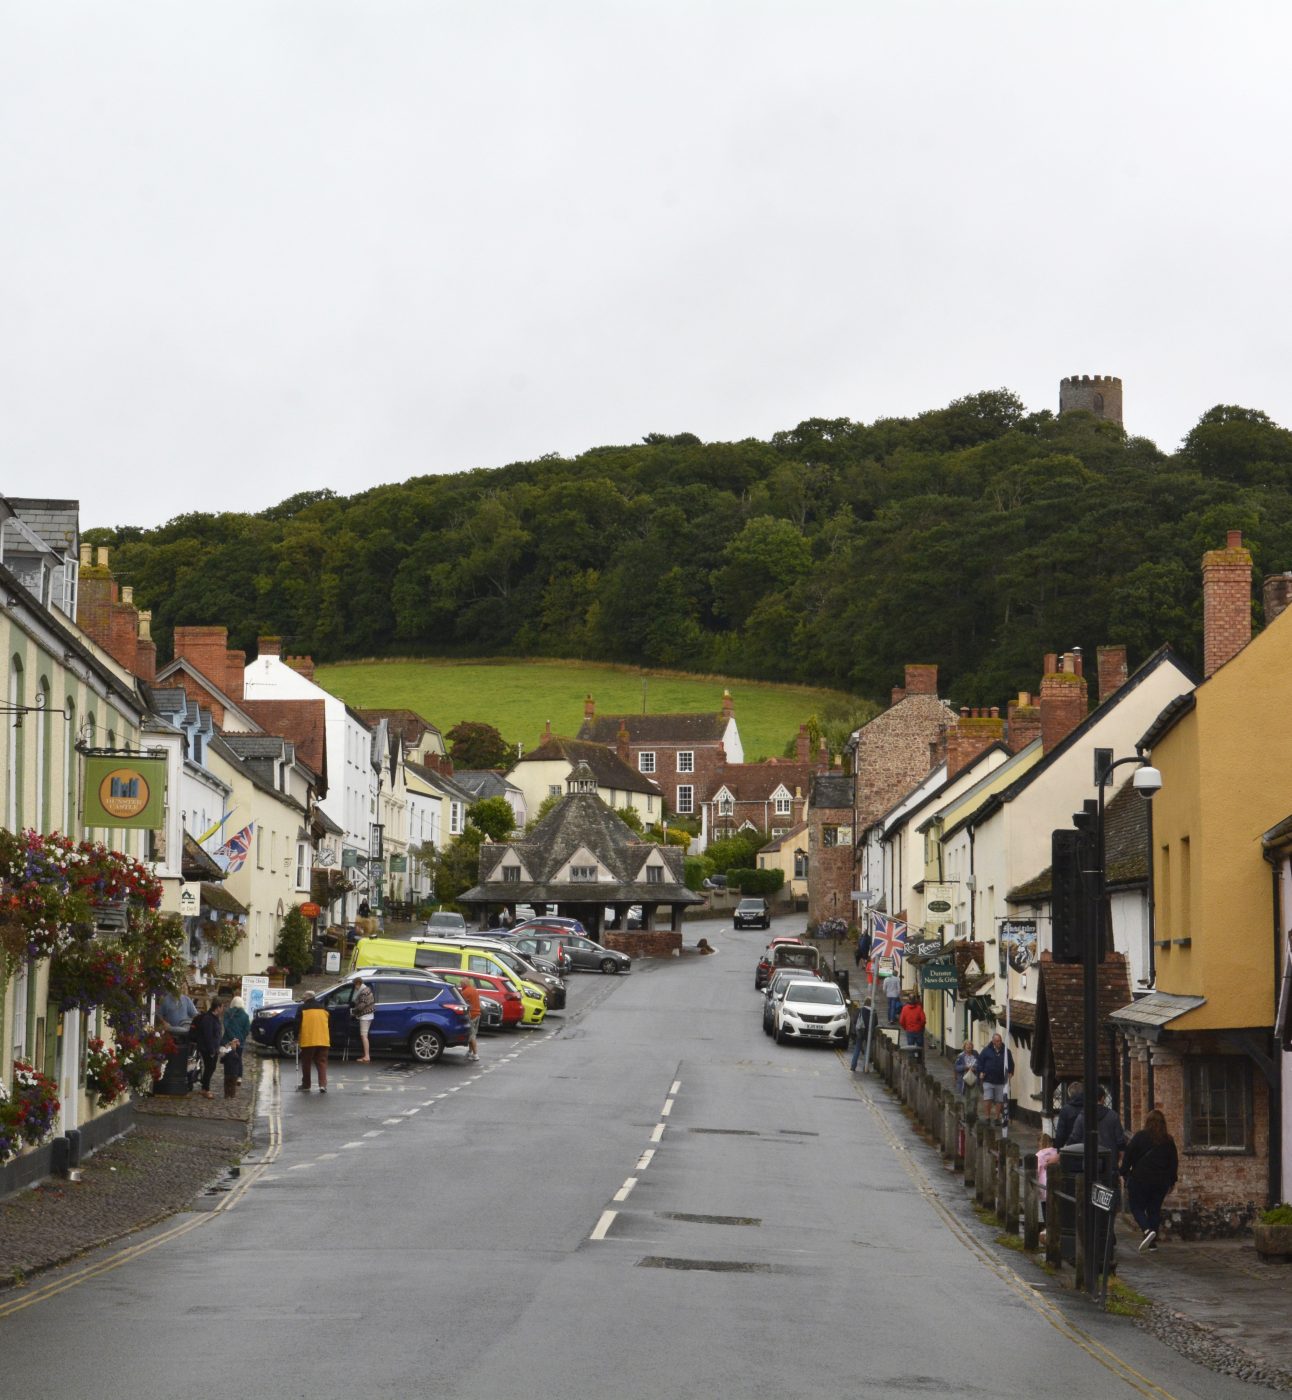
[1059,374,1123,426]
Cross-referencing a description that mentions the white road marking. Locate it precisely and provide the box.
[590,1210,617,1241]
[383,1118,404,1125]
[289,1163,314,1171]
[402,1108,420,1116]
[661,1098,674,1116]
[316,1153,338,1161]
[435,1093,449,1100]
[421,1100,435,1106]
[363,1130,384,1138]
[636,1149,655,1170]
[341,1141,365,1149]
[650,1123,665,1143]
[613,1178,637,1202]
[449,1086,462,1093]
[671,1080,681,1095]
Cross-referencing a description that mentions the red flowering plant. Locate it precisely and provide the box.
[0,1060,61,1163]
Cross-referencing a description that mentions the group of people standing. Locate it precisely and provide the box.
[156,988,250,1099]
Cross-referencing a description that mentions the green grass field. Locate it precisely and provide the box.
[314,658,860,761]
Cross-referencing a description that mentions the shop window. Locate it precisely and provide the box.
[1185,1057,1253,1153]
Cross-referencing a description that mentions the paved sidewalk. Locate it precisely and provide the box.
[0,1075,254,1290]
[860,1025,1292,1391]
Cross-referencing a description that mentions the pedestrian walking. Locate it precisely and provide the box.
[850,999,875,1071]
[977,1031,1014,1122]
[898,994,926,1052]
[221,995,251,1098]
[953,1039,978,1096]
[1121,1108,1178,1251]
[883,970,902,1024]
[189,997,223,1099]
[1052,1082,1084,1148]
[352,976,375,1063]
[854,927,871,967]
[459,979,482,1062]
[295,992,330,1093]
[1035,1132,1060,1226]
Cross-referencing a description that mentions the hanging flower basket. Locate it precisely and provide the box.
[0,1061,61,1163]
[85,1028,175,1108]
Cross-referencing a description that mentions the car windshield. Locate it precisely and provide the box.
[737,900,763,911]
[785,983,844,1005]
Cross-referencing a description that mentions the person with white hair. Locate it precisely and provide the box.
[221,995,251,1096]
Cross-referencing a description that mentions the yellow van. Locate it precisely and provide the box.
[351,937,546,1025]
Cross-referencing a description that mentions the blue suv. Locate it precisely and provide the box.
[249,973,471,1065]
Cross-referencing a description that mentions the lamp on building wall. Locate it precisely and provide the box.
[1080,746,1161,1297]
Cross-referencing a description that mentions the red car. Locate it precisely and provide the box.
[755,937,808,990]
[429,969,524,1029]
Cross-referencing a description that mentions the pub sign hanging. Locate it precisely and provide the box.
[82,755,167,828]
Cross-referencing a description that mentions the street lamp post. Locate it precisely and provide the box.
[1083,749,1161,1296]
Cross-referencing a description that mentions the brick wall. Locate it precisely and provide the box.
[853,693,953,833]
[946,710,1005,779]
[807,799,854,924]
[1202,530,1253,678]
[1039,653,1088,752]
[602,930,683,959]
[1007,694,1042,752]
[624,740,726,817]
[1096,645,1129,704]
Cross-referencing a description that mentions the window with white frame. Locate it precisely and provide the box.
[771,827,788,838]
[676,785,694,814]
[677,751,694,773]
[639,752,655,774]
[773,790,792,816]
[501,864,521,883]
[717,792,734,816]
[548,784,562,797]
[450,801,464,835]
[296,842,310,890]
[646,865,663,884]
[570,864,597,881]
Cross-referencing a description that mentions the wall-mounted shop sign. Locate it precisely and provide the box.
[82,755,166,828]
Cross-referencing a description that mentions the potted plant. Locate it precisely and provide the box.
[274,905,314,986]
[1254,1203,1292,1260]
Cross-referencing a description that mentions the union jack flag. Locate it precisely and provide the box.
[217,823,255,874]
[870,912,907,965]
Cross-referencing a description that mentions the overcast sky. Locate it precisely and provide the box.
[3,2,1288,530]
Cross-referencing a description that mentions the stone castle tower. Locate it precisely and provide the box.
[1060,374,1122,426]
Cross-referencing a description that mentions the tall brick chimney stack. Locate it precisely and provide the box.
[891,685,906,707]
[1096,645,1129,705]
[135,611,156,684]
[945,707,1006,779]
[796,724,810,764]
[722,689,734,720]
[1264,572,1292,626]
[258,635,282,659]
[75,547,157,683]
[285,654,315,683]
[616,721,630,765]
[904,664,938,696]
[1202,530,1253,677]
[174,626,233,689]
[584,694,595,720]
[225,649,246,701]
[1007,691,1042,753]
[1039,652,1088,753]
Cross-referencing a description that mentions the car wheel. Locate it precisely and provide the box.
[600,958,618,974]
[274,1026,297,1058]
[408,1027,444,1064]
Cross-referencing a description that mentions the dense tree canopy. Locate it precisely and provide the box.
[87,391,1292,708]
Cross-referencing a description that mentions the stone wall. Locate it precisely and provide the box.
[602,930,683,959]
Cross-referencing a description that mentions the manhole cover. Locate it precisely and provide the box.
[659,1213,761,1227]
[638,1257,779,1274]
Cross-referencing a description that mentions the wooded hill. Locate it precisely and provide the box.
[88,393,1292,707]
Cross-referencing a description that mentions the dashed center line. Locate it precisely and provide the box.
[637,1148,655,1170]
[363,1130,384,1139]
[316,1153,338,1161]
[613,1178,637,1202]
[590,1210,617,1241]
[671,1080,681,1095]
[661,1098,674,1117]
[341,1141,365,1149]
[650,1123,665,1143]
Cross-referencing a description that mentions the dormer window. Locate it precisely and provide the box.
[773,788,792,816]
[717,793,734,816]
[646,865,663,885]
[571,864,597,881]
[501,864,521,883]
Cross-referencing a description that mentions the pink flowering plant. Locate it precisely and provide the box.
[0,1060,61,1163]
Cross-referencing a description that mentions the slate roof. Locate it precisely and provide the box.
[709,761,814,803]
[208,735,306,814]
[1028,951,1132,1080]
[182,833,225,881]
[5,499,79,552]
[452,770,522,802]
[405,759,478,805]
[458,793,701,907]
[810,773,854,810]
[201,881,248,916]
[517,737,661,798]
[1108,991,1206,1039]
[578,712,728,745]
[356,707,443,748]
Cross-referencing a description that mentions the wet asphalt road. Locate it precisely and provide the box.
[0,916,1276,1400]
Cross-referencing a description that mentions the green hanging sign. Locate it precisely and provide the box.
[921,957,959,991]
[82,755,167,829]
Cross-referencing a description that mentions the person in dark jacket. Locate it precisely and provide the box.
[1070,1087,1128,1184]
[1121,1109,1178,1251]
[977,1032,1013,1121]
[189,998,223,1099]
[1052,1083,1084,1149]
[221,996,251,1098]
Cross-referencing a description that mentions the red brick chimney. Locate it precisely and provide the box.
[946,708,1006,780]
[225,649,246,702]
[1039,653,1088,753]
[796,724,810,764]
[285,654,315,683]
[722,689,734,720]
[584,694,595,720]
[616,721,630,765]
[1096,645,1128,705]
[891,685,907,706]
[72,553,156,685]
[134,610,157,684]
[904,664,938,696]
[173,626,233,689]
[258,635,282,659]
[540,720,553,745]
[1264,572,1292,626]
[1202,530,1252,677]
[1006,692,1042,753]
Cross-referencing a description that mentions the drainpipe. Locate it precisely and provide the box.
[1268,857,1284,1209]
[1145,797,1157,986]
[967,824,976,939]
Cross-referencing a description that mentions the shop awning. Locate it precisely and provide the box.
[1107,990,1206,1042]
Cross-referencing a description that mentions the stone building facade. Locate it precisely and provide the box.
[807,773,855,925]
[1059,374,1123,426]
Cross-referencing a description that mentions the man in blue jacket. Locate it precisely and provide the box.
[977,1031,1013,1122]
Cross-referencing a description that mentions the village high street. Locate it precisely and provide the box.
[0,917,1283,1400]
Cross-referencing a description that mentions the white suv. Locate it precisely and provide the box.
[774,979,848,1049]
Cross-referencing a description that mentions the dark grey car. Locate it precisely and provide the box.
[520,931,630,974]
